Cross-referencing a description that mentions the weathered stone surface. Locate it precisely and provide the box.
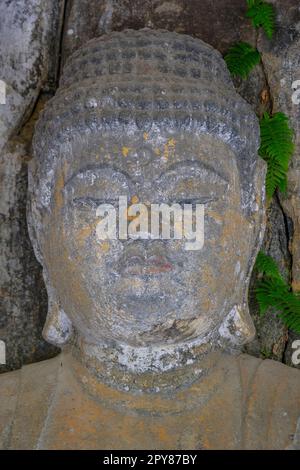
[59,0,300,365]
[0,134,58,373]
[1,350,300,449]
[245,198,291,361]
[61,0,256,63]
[257,0,300,285]
[254,0,300,361]
[61,0,266,120]
[29,30,265,365]
[0,0,64,370]
[1,0,300,373]
[0,0,64,151]
[1,27,300,451]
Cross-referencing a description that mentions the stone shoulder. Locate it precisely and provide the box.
[0,354,62,449]
[239,353,300,449]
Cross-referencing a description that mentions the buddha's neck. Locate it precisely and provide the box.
[63,334,231,394]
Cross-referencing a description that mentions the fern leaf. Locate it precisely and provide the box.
[255,277,288,313]
[259,112,294,199]
[264,156,288,199]
[254,251,282,280]
[278,292,300,333]
[246,0,276,39]
[224,42,260,79]
[254,252,300,334]
[255,279,273,315]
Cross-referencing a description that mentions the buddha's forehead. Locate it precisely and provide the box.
[58,130,239,189]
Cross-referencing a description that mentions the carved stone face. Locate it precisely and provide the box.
[29,30,266,356]
[36,130,263,348]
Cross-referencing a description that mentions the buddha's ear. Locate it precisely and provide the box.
[43,295,74,347]
[27,193,74,347]
[218,304,256,349]
[42,281,74,347]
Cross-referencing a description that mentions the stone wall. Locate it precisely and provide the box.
[1,0,300,371]
[0,0,65,371]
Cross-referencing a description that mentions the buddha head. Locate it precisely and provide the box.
[28,29,266,373]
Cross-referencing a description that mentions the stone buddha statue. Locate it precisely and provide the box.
[1,29,300,450]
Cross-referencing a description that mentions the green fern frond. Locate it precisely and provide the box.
[279,292,300,333]
[224,42,260,79]
[254,252,300,334]
[254,251,282,280]
[256,277,288,315]
[246,0,276,39]
[259,112,295,199]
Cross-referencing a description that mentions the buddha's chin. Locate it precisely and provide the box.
[115,292,181,318]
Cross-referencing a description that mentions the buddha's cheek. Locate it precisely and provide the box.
[63,225,113,285]
[217,210,252,292]
[193,208,251,305]
[41,228,98,335]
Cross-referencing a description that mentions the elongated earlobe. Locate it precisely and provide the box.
[43,296,73,347]
[218,304,256,349]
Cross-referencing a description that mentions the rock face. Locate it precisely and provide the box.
[0,0,64,371]
[61,0,256,62]
[257,1,300,290]
[246,0,300,365]
[0,0,64,152]
[0,0,300,371]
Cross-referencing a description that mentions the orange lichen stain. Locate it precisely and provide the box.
[155,425,174,446]
[206,210,223,224]
[163,146,169,160]
[76,221,98,246]
[292,280,300,292]
[163,138,176,160]
[122,146,130,157]
[100,241,110,253]
[131,195,139,204]
[54,169,66,211]
[260,88,270,105]
[220,210,245,240]
[143,132,149,141]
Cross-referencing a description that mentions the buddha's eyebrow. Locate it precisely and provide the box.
[157,161,229,184]
[64,165,131,187]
